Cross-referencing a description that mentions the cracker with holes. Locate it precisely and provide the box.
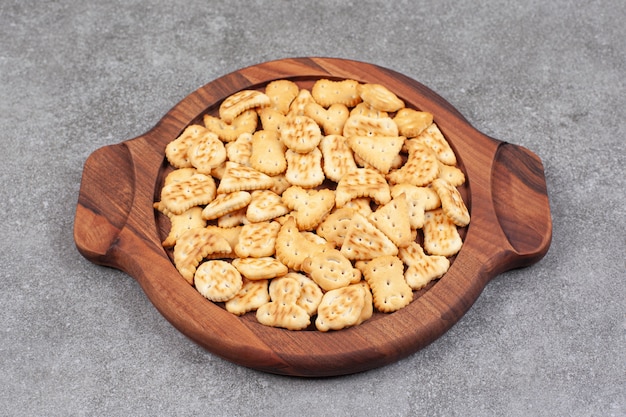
[347,135,405,174]
[256,276,311,330]
[159,173,217,215]
[265,79,299,115]
[246,189,290,223]
[431,178,470,227]
[387,141,439,187]
[204,109,258,143]
[368,193,413,248]
[335,168,391,207]
[173,228,232,284]
[219,90,270,124]
[343,114,399,138]
[161,206,206,247]
[285,147,325,188]
[201,191,251,221]
[422,208,463,257]
[361,255,413,313]
[319,134,358,183]
[232,256,288,280]
[315,283,368,332]
[250,129,287,175]
[340,212,398,260]
[311,78,362,108]
[225,278,270,316]
[216,161,274,194]
[234,221,281,258]
[399,241,450,290]
[279,115,322,154]
[393,108,433,138]
[282,186,335,231]
[304,102,350,135]
[302,248,358,291]
[194,260,243,302]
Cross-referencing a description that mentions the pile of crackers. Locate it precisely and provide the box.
[153,78,470,332]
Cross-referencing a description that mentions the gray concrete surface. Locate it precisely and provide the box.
[1,0,624,416]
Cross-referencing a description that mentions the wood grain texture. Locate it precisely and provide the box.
[73,57,552,377]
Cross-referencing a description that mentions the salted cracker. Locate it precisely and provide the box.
[347,135,405,174]
[342,114,399,138]
[393,108,433,138]
[204,109,258,143]
[315,283,368,332]
[194,260,243,302]
[357,83,405,112]
[234,221,281,258]
[159,173,217,215]
[219,89,270,124]
[278,115,322,153]
[225,132,253,166]
[311,78,362,107]
[281,272,323,317]
[250,129,287,175]
[256,276,310,330]
[340,212,398,260]
[304,102,350,135]
[398,241,450,290]
[173,228,232,284]
[282,186,335,231]
[201,191,251,221]
[368,193,414,248]
[431,178,470,227]
[319,134,358,183]
[232,256,288,280]
[302,248,358,291]
[187,131,227,174]
[161,206,206,248]
[216,161,274,194]
[422,208,463,257]
[335,168,391,207]
[387,141,439,187]
[285,147,325,188]
[265,79,299,115]
[224,278,270,316]
[316,207,357,248]
[361,255,413,313]
[246,189,290,222]
[165,124,207,169]
[409,123,456,165]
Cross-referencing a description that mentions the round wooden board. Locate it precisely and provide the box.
[74,57,552,377]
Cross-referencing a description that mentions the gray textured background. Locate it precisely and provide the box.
[1,0,624,416]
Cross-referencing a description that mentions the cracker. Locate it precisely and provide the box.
[232,256,288,280]
[361,255,413,312]
[278,115,322,153]
[250,129,287,175]
[393,108,433,138]
[302,248,358,291]
[194,260,243,302]
[287,88,316,117]
[316,207,357,247]
[398,242,450,290]
[431,178,470,227]
[335,168,391,207]
[219,89,270,124]
[217,207,248,228]
[347,135,405,174]
[268,173,291,195]
[216,161,274,194]
[234,221,281,258]
[319,134,358,183]
[205,225,242,257]
[188,131,227,174]
[275,217,328,271]
[340,212,398,260]
[165,125,206,169]
[349,102,389,119]
[173,228,232,284]
[422,208,463,257]
[409,123,457,165]
[201,191,251,221]
[342,114,399,138]
[246,189,290,222]
[204,109,258,143]
[256,276,310,330]
[368,193,413,248]
[437,162,466,187]
[285,147,325,188]
[342,197,373,216]
[162,167,198,187]
[391,183,441,211]
[304,102,350,135]
[159,173,217,215]
[224,278,270,316]
[278,272,323,317]
[265,79,299,115]
[387,141,439,187]
[225,132,253,166]
[311,78,361,107]
[357,83,405,112]
[257,107,286,132]
[282,186,335,231]
[315,283,368,332]
[161,206,206,247]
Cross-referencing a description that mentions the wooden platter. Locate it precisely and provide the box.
[73,57,552,377]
